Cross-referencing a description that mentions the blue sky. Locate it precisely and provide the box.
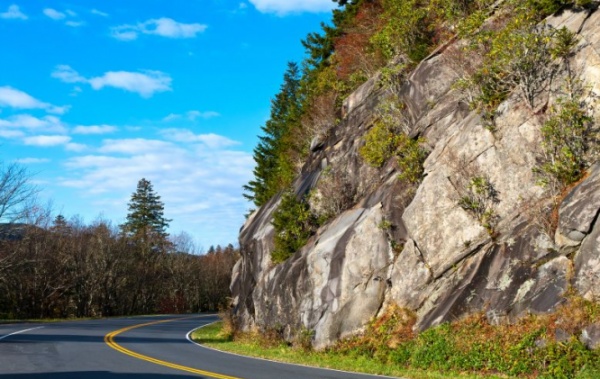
[0,0,335,249]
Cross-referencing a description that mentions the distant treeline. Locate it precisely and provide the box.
[0,217,238,319]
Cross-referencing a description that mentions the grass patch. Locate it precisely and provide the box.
[191,322,510,379]
[194,298,600,379]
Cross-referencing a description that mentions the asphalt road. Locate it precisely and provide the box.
[0,315,397,379]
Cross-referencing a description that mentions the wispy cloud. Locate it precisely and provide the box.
[160,129,240,148]
[44,8,84,27]
[91,9,109,17]
[111,18,207,41]
[65,142,87,152]
[0,129,24,139]
[248,0,336,15]
[89,71,171,98]
[163,110,220,122]
[0,4,27,20]
[43,8,66,20]
[66,20,85,27]
[52,65,172,98]
[24,135,71,147]
[0,86,68,114]
[97,138,182,155]
[15,157,50,164]
[73,124,118,135]
[0,114,67,133]
[60,135,254,246]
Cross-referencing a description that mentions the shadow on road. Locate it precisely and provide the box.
[2,334,190,344]
[0,372,211,378]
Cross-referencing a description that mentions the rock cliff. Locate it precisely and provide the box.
[231,8,600,349]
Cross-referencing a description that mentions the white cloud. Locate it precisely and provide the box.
[43,8,84,27]
[15,157,50,164]
[73,124,117,135]
[163,110,220,122]
[160,129,240,148]
[89,70,172,98]
[98,138,182,155]
[0,129,24,139]
[24,135,71,147]
[66,20,85,27]
[65,143,87,152]
[91,9,109,17]
[43,8,66,20]
[60,136,254,246]
[0,4,27,20]
[248,0,335,15]
[111,18,207,41]
[52,65,172,98]
[51,65,86,83]
[0,86,68,114]
[0,114,67,133]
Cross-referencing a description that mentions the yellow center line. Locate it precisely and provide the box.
[104,316,241,379]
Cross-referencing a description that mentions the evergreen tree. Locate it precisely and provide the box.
[302,0,366,70]
[121,178,171,241]
[243,62,303,206]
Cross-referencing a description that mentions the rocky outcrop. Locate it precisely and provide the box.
[231,8,600,349]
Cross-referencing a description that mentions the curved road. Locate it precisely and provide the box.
[0,315,397,379]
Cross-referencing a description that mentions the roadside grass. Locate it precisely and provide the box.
[192,297,600,379]
[191,322,510,379]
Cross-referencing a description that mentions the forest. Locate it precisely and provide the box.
[0,173,237,319]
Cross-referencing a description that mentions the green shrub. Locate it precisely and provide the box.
[371,0,433,63]
[536,96,596,188]
[457,175,499,234]
[360,119,401,168]
[332,299,600,378]
[271,191,318,264]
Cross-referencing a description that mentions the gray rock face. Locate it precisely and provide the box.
[581,324,600,350]
[232,8,600,348]
[557,164,600,245]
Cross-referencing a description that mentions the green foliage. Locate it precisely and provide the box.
[397,134,428,184]
[331,299,600,378]
[301,0,365,70]
[456,1,583,121]
[271,191,318,264]
[371,0,433,63]
[536,95,596,188]
[244,63,303,207]
[360,119,402,167]
[551,27,579,61]
[360,97,427,184]
[457,175,499,234]
[121,178,171,242]
[468,10,556,112]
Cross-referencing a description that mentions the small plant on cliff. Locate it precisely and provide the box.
[360,95,428,185]
[457,2,581,128]
[457,175,499,234]
[310,167,356,223]
[448,153,500,236]
[271,191,319,264]
[535,91,597,190]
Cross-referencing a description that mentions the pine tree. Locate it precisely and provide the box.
[243,62,303,206]
[122,178,171,241]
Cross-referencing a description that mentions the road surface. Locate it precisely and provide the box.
[0,315,396,379]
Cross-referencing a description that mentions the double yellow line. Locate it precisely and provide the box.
[104,316,240,379]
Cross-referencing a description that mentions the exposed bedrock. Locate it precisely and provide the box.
[231,8,600,348]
